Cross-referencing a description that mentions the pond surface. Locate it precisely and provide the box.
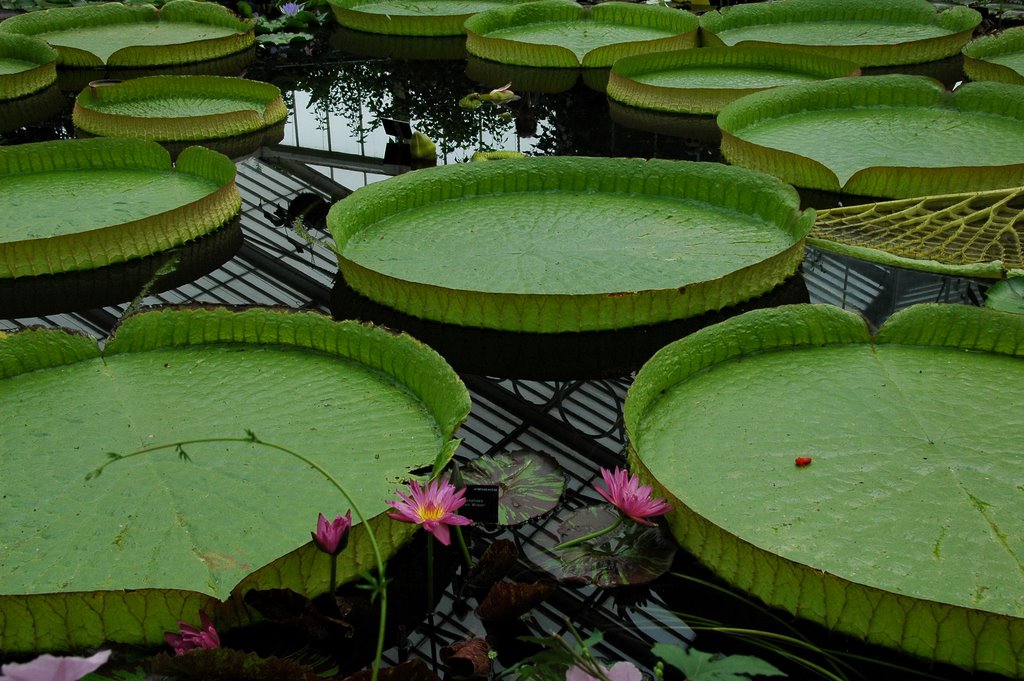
[0,3,1018,679]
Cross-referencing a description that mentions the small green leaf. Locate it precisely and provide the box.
[653,644,785,681]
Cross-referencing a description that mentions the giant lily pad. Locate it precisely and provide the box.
[0,307,471,651]
[326,0,535,37]
[810,185,1024,278]
[0,33,57,101]
[464,1,698,69]
[624,303,1024,676]
[0,0,255,70]
[963,27,1024,86]
[700,0,981,67]
[326,156,814,333]
[0,138,240,278]
[718,75,1024,199]
[73,75,288,159]
[607,47,859,116]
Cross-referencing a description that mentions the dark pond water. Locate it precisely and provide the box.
[1,3,1021,679]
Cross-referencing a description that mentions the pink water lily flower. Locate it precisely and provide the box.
[165,611,220,655]
[312,510,352,555]
[0,650,110,681]
[387,477,472,546]
[566,661,642,681]
[594,467,670,526]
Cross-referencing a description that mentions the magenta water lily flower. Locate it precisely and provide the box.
[0,650,110,681]
[566,661,642,681]
[165,611,220,655]
[312,510,352,555]
[594,467,670,526]
[387,477,472,546]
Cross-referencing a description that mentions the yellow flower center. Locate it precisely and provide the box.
[418,503,446,522]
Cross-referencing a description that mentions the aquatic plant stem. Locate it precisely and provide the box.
[453,525,472,569]
[553,514,624,550]
[329,553,338,595]
[87,432,389,681]
[426,534,435,615]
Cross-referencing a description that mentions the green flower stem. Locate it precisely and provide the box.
[552,514,624,550]
[87,433,389,681]
[453,525,472,569]
[329,553,338,595]
[426,534,435,614]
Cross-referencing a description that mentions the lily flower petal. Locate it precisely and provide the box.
[593,467,671,526]
[387,478,472,545]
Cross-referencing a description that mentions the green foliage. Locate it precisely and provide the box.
[653,643,785,681]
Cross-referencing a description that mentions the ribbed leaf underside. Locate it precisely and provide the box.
[327,0,534,36]
[0,138,240,278]
[0,0,254,68]
[625,303,1024,677]
[699,0,980,67]
[0,307,470,651]
[73,75,287,142]
[327,156,812,332]
[963,27,1024,85]
[718,75,1024,199]
[810,186,1024,277]
[0,33,57,100]
[607,46,859,115]
[465,0,698,68]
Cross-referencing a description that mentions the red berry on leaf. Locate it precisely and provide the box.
[794,457,813,467]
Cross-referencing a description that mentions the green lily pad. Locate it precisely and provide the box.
[625,303,1024,676]
[465,1,698,69]
[0,307,471,651]
[327,156,813,333]
[525,505,678,587]
[327,0,535,37]
[0,33,57,101]
[963,26,1024,86]
[73,75,288,159]
[810,185,1024,278]
[607,47,860,116]
[984,276,1024,314]
[329,26,466,60]
[460,450,566,526]
[718,75,1024,199]
[0,0,255,70]
[0,138,240,278]
[700,0,981,67]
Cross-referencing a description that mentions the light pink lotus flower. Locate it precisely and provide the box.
[566,661,642,681]
[0,650,110,681]
[387,478,472,546]
[594,467,670,526]
[312,510,352,555]
[164,611,220,655]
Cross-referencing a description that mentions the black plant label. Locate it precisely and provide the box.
[462,484,499,524]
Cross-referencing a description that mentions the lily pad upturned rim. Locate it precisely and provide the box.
[72,75,288,144]
[717,74,1024,199]
[809,185,1024,279]
[464,0,699,69]
[0,306,471,652]
[0,33,58,100]
[625,303,1024,677]
[962,26,1024,85]
[699,0,981,67]
[327,155,814,333]
[0,0,256,69]
[326,0,536,36]
[0,138,240,278]
[606,46,861,115]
